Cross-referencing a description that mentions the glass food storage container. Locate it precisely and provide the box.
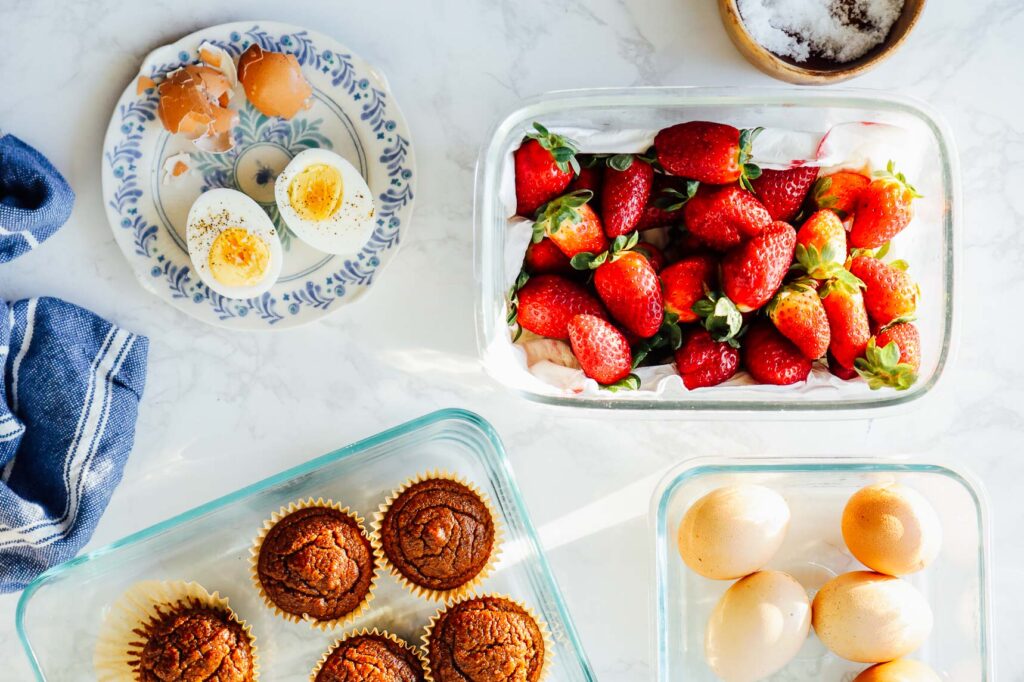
[475,88,961,414]
[651,455,992,681]
[17,410,596,681]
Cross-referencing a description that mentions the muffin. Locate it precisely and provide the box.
[253,499,376,627]
[425,595,547,682]
[94,581,257,682]
[312,630,427,682]
[136,606,254,681]
[375,474,499,599]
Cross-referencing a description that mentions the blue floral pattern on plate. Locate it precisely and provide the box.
[102,22,415,329]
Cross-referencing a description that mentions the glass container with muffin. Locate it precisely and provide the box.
[16,410,595,681]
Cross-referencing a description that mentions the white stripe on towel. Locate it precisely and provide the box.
[0,224,39,250]
[10,298,37,412]
[0,328,134,546]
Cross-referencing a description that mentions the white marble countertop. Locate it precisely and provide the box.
[1,0,1021,679]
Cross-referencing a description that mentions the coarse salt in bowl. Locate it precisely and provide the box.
[718,0,928,84]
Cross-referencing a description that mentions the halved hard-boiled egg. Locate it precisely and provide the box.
[186,188,283,299]
[274,148,375,255]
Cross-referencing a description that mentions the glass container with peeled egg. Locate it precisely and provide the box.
[651,456,992,681]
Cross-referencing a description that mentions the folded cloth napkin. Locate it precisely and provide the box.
[0,133,75,263]
[0,134,149,592]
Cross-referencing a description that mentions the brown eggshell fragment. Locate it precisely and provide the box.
[199,46,222,67]
[156,65,238,153]
[237,44,313,119]
[136,75,157,95]
[198,41,239,89]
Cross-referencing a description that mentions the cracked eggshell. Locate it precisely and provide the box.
[237,44,312,119]
[157,65,238,153]
[677,484,790,580]
[198,41,238,90]
[162,153,192,184]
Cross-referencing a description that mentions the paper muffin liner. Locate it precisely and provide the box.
[421,593,552,682]
[94,580,260,681]
[309,627,430,682]
[371,470,504,603]
[250,497,379,630]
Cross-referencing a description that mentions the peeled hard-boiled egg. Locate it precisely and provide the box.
[677,484,790,580]
[812,571,932,663]
[705,570,811,682]
[854,659,942,682]
[842,483,942,576]
[274,148,375,255]
[186,188,283,299]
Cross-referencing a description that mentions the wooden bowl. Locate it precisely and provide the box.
[719,0,926,84]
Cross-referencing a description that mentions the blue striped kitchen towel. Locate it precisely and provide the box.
[0,133,75,263]
[0,133,149,592]
[0,299,148,592]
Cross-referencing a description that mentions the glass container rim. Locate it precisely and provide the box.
[474,86,961,414]
[649,454,994,681]
[15,408,597,682]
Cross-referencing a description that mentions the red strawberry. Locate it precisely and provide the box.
[636,175,699,231]
[848,256,918,326]
[684,185,772,251]
[751,166,819,222]
[593,250,664,338]
[661,253,717,323]
[849,162,921,248]
[721,220,797,312]
[654,121,762,188]
[812,170,870,218]
[569,161,603,199]
[875,322,921,371]
[767,280,830,360]
[601,155,654,237]
[635,241,666,272]
[524,238,572,275]
[820,279,871,369]
[855,321,920,390]
[514,123,579,216]
[567,314,633,385]
[533,192,609,258]
[743,322,812,385]
[795,210,852,281]
[675,327,740,389]
[828,352,859,379]
[515,275,605,340]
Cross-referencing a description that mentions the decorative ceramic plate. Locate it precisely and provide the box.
[102,21,415,329]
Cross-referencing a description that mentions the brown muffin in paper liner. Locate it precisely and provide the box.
[421,593,551,682]
[94,580,259,681]
[250,498,379,630]
[309,627,430,681]
[371,470,504,603]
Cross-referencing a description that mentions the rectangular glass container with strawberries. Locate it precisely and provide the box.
[474,88,961,414]
[16,410,596,681]
[651,455,992,681]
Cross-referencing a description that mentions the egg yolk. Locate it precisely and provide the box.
[288,163,344,222]
[208,228,270,287]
